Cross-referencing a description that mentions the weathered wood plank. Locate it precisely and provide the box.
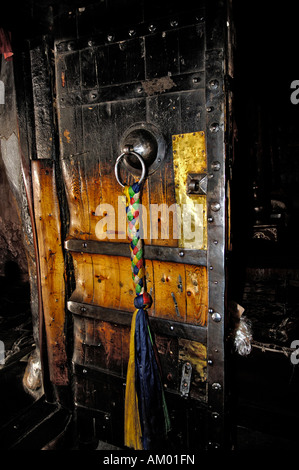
[146,93,180,247]
[32,160,68,385]
[70,252,207,325]
[72,315,207,398]
[73,315,130,375]
[61,156,91,239]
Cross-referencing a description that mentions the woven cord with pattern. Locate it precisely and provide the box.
[123,182,171,450]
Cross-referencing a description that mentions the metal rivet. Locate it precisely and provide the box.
[211,412,220,419]
[82,242,87,248]
[208,441,220,449]
[208,216,214,223]
[208,308,214,313]
[170,325,174,331]
[209,266,213,270]
[128,29,136,37]
[212,312,222,322]
[206,106,213,112]
[213,240,218,244]
[107,34,115,42]
[209,79,219,90]
[179,251,184,257]
[170,19,178,27]
[193,77,200,83]
[210,122,220,133]
[67,41,75,51]
[89,91,98,100]
[148,24,156,32]
[208,359,213,365]
[211,161,221,171]
[82,368,87,374]
[211,202,221,212]
[212,382,222,391]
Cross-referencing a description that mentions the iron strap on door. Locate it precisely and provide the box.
[205,0,228,450]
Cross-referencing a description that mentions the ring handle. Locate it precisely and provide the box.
[114,146,146,188]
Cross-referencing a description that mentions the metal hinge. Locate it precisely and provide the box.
[180,361,192,398]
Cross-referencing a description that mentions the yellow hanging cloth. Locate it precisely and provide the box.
[124,309,143,450]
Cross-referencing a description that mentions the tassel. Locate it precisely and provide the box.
[124,182,170,450]
[124,308,143,450]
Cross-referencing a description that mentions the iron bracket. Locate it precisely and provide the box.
[180,361,192,398]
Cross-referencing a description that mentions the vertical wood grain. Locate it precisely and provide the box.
[32,159,68,385]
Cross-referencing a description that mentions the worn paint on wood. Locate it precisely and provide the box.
[73,315,130,375]
[61,150,179,246]
[73,315,207,399]
[32,160,68,385]
[172,131,207,250]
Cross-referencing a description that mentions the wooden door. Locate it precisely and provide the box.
[34,0,233,450]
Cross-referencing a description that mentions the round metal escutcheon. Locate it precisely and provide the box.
[119,122,166,176]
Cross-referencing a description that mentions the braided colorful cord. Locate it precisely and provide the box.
[123,182,170,451]
[124,183,146,296]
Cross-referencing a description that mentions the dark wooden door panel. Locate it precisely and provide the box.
[51,0,230,450]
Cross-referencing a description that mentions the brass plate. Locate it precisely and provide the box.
[172,131,207,250]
